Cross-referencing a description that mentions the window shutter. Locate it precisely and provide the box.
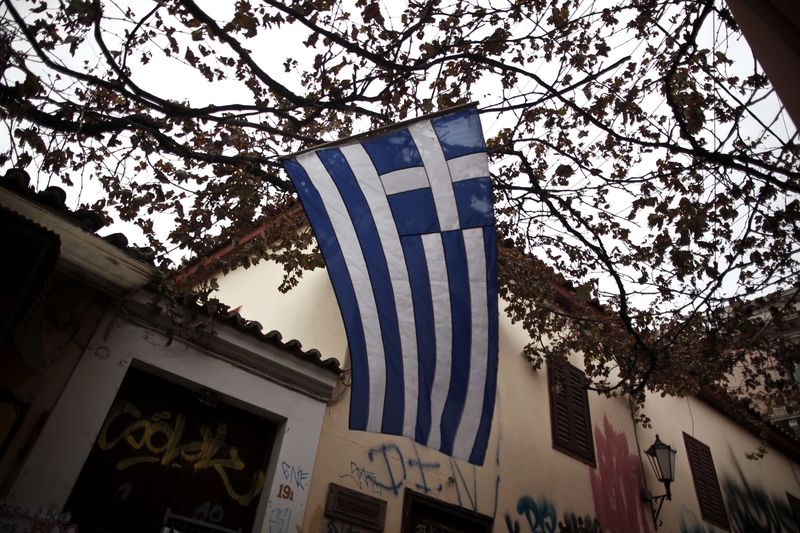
[548,362,595,466]
[550,363,573,450]
[683,433,730,530]
[568,366,594,462]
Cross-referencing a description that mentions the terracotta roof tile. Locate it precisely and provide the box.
[1,167,341,376]
[217,307,342,375]
[0,168,156,263]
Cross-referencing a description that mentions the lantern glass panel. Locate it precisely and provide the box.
[656,447,671,480]
[645,435,677,483]
[666,446,677,481]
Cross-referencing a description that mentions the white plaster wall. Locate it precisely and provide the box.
[8,311,330,533]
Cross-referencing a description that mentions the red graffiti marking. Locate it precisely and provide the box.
[589,416,652,533]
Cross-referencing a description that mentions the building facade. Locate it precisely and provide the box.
[2,168,800,533]
[0,177,339,533]
[212,253,800,533]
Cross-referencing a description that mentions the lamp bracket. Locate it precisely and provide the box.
[641,490,668,530]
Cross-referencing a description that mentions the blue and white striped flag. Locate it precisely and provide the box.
[282,104,498,465]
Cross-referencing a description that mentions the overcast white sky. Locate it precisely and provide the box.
[2,0,795,303]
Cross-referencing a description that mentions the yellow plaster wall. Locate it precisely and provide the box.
[213,258,800,533]
[299,299,625,532]
[639,393,800,533]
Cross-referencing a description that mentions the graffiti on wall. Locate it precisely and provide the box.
[560,513,603,533]
[0,504,78,533]
[267,507,291,533]
[722,458,798,533]
[678,455,799,533]
[589,416,652,533]
[267,460,310,533]
[504,418,648,533]
[679,507,719,533]
[325,519,374,533]
[280,460,310,490]
[337,442,481,511]
[97,399,266,506]
[274,460,310,503]
[504,495,601,533]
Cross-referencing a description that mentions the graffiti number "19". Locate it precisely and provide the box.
[277,484,294,501]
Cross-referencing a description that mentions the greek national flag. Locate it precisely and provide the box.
[282,104,498,465]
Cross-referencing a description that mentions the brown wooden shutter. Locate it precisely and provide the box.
[548,362,595,466]
[683,433,730,530]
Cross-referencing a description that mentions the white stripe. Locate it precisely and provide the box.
[380,166,429,195]
[409,121,460,231]
[341,144,419,438]
[447,152,490,182]
[297,152,386,433]
[452,228,490,460]
[421,233,452,451]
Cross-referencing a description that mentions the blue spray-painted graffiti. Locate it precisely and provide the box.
[280,461,309,491]
[450,456,477,510]
[408,444,442,495]
[505,496,601,533]
[680,508,719,533]
[366,444,406,495]
[338,442,480,511]
[512,496,557,533]
[339,461,384,495]
[267,507,291,533]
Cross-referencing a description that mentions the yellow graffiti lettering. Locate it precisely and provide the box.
[116,455,160,470]
[94,399,265,505]
[98,401,141,450]
[215,468,267,506]
[160,412,186,466]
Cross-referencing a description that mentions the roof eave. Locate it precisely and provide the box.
[0,187,159,295]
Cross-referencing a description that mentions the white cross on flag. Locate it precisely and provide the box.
[282,104,498,465]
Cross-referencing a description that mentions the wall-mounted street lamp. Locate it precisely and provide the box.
[641,434,677,530]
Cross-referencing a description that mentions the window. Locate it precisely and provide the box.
[326,483,386,531]
[548,362,595,466]
[401,489,493,533]
[683,433,730,530]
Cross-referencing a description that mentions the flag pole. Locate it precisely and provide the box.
[279,101,478,160]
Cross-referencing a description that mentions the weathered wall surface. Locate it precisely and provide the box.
[641,394,800,533]
[7,303,331,533]
[214,259,800,533]
[212,258,347,359]
[0,280,108,496]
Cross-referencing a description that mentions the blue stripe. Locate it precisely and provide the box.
[431,106,486,159]
[282,158,371,430]
[453,177,494,229]
[401,235,436,444]
[469,227,499,465]
[439,230,471,455]
[316,148,405,435]
[387,188,440,235]
[361,129,423,174]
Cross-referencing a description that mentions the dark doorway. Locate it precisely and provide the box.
[401,489,493,533]
[65,366,277,532]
